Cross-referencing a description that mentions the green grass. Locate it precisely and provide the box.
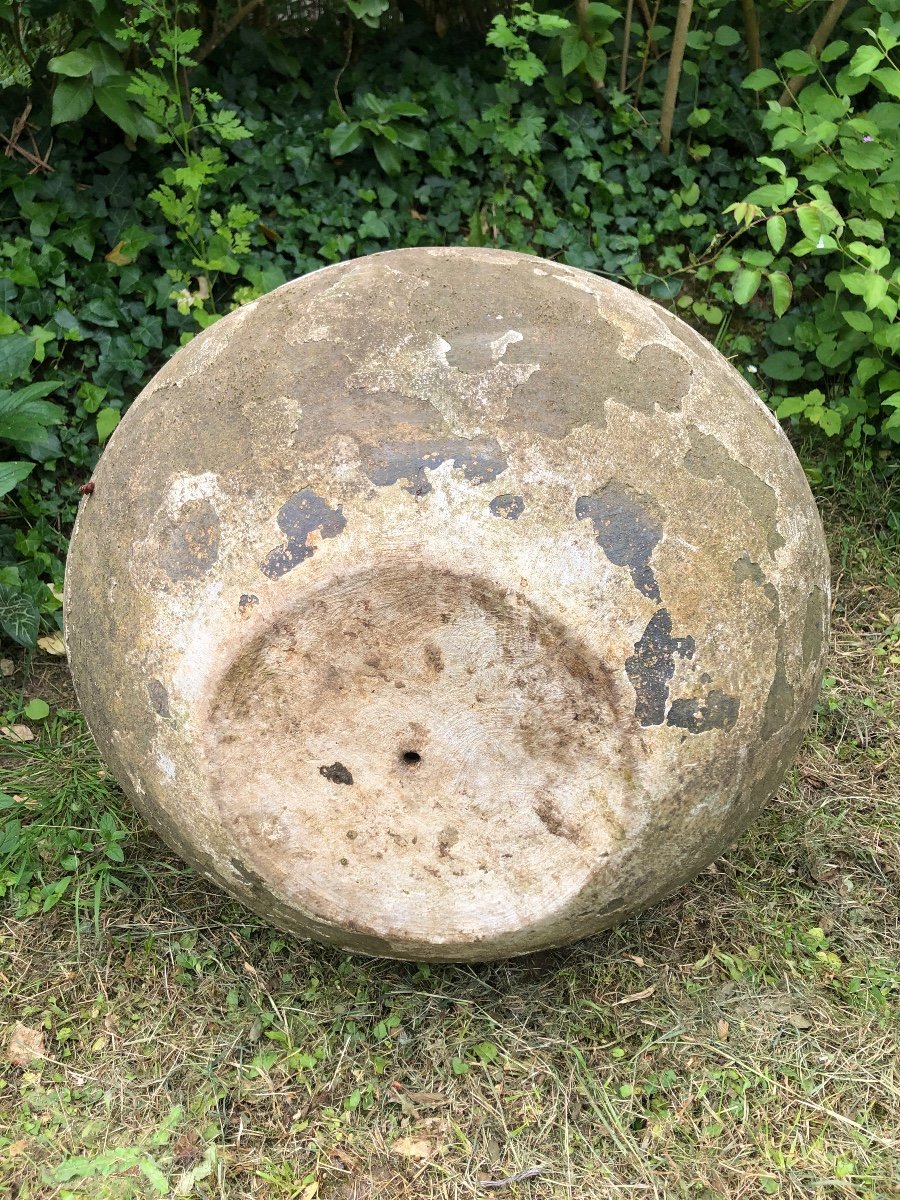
[1,466,898,1200]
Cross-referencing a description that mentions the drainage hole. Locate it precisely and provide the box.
[401,750,422,766]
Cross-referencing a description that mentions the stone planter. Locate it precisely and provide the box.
[65,247,830,961]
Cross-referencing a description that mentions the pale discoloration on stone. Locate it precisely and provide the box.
[65,247,830,962]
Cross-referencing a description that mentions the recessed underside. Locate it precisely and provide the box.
[207,564,634,946]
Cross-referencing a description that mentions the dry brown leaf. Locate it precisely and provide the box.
[0,658,14,677]
[717,1019,730,1041]
[1,725,34,743]
[105,240,136,266]
[613,984,656,1006]
[299,1184,318,1200]
[391,1136,432,1159]
[7,1023,45,1066]
[37,633,66,656]
[403,1090,447,1107]
[7,1139,27,1158]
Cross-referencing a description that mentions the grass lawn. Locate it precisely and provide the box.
[1,462,898,1200]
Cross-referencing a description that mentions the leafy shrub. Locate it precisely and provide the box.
[725,0,900,446]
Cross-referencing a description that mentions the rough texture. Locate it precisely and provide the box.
[64,247,831,962]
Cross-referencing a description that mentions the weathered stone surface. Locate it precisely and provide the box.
[64,247,830,961]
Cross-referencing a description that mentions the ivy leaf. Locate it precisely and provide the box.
[0,333,35,383]
[96,407,120,444]
[732,268,762,305]
[769,272,792,318]
[766,215,787,252]
[51,76,94,125]
[0,583,39,648]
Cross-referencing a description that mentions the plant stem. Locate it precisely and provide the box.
[779,0,850,106]
[740,0,762,73]
[195,0,266,64]
[659,0,693,154]
[620,0,635,92]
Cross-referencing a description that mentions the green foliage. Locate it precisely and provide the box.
[486,1,619,89]
[726,1,900,445]
[2,0,898,648]
[120,1,259,322]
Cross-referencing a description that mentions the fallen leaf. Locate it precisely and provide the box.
[7,1140,27,1158]
[391,1136,432,1159]
[403,1090,447,1107]
[106,240,136,266]
[1,725,34,743]
[784,1012,812,1029]
[613,984,656,1006]
[717,1019,730,1041]
[37,633,66,656]
[0,658,14,676]
[299,1184,318,1200]
[7,1023,45,1066]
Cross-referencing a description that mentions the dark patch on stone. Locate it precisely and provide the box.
[161,499,220,581]
[262,488,346,579]
[534,794,581,843]
[147,678,170,718]
[614,344,691,416]
[667,690,740,733]
[625,609,695,726]
[230,856,267,892]
[733,551,780,622]
[490,494,525,520]
[761,639,794,739]
[802,585,826,668]
[319,761,353,785]
[685,430,785,557]
[438,826,459,857]
[360,436,507,495]
[576,484,663,600]
[238,593,259,619]
[423,643,444,675]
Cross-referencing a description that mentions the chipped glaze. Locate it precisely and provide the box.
[64,247,830,961]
